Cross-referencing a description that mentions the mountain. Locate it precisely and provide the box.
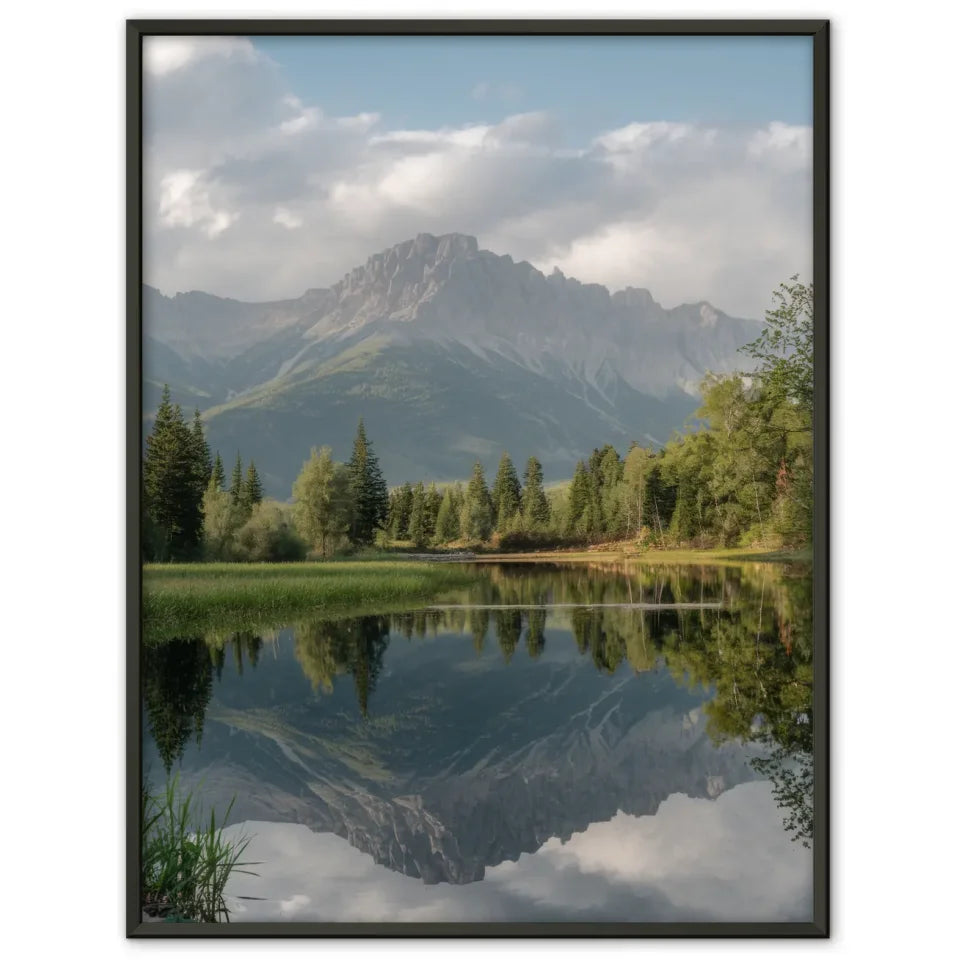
[161,625,762,885]
[143,233,762,494]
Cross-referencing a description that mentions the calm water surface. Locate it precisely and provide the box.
[143,561,813,923]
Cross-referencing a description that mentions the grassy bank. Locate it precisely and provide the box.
[143,561,480,643]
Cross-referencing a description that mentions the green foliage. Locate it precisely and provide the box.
[388,483,414,540]
[434,483,463,543]
[565,460,593,536]
[239,461,264,513]
[460,462,494,541]
[201,488,244,560]
[491,452,521,531]
[348,419,389,545]
[520,456,551,528]
[406,482,429,548]
[424,484,442,540]
[141,776,257,922]
[743,276,814,415]
[189,410,212,504]
[229,452,243,506]
[210,452,226,492]
[233,501,306,562]
[292,447,352,556]
[143,386,204,560]
[621,444,654,537]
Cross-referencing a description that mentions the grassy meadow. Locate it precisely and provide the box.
[143,560,480,644]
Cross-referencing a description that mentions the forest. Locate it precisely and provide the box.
[142,278,813,562]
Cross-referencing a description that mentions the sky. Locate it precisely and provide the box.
[143,34,813,318]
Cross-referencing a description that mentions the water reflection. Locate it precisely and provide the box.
[142,561,814,889]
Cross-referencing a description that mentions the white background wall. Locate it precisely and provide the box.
[2,1,957,956]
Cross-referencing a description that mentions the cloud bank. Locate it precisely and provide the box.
[221,781,812,923]
[143,37,812,319]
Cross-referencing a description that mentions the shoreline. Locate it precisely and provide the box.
[460,546,811,566]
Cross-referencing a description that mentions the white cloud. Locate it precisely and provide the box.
[143,36,256,77]
[749,121,812,160]
[143,46,812,318]
[273,207,303,230]
[157,169,237,238]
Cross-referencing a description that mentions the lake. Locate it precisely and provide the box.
[142,560,814,924]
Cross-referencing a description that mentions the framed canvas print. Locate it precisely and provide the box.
[127,19,829,937]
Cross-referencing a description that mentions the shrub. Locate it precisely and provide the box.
[233,502,306,562]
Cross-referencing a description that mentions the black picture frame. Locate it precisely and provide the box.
[127,17,829,938]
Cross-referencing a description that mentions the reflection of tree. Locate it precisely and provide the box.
[660,571,814,847]
[144,632,265,772]
[293,616,391,718]
[494,610,522,663]
[143,637,212,773]
[525,608,546,659]
[468,609,489,656]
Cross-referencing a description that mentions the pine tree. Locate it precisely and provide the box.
[424,483,443,541]
[434,486,461,543]
[143,385,203,559]
[348,419,389,545]
[521,456,550,527]
[238,461,264,514]
[210,451,226,492]
[491,452,521,531]
[566,460,591,534]
[230,452,244,505]
[388,483,414,540]
[461,461,494,541]
[189,409,212,503]
[406,482,429,547]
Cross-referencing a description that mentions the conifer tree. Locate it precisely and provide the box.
[230,452,244,505]
[424,483,443,541]
[189,409,212,503]
[434,485,461,543]
[406,482,429,547]
[566,460,591,534]
[521,456,551,527]
[210,451,226,492]
[388,483,414,540]
[460,461,494,541]
[241,461,264,512]
[143,385,203,559]
[491,452,521,531]
[348,419,389,545]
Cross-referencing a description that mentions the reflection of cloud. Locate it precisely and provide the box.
[223,781,811,923]
[143,41,811,318]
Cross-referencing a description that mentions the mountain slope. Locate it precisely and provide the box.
[144,233,762,492]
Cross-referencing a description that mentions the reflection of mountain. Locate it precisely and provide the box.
[154,622,763,885]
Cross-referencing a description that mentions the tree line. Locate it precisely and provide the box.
[143,276,813,559]
[142,401,390,561]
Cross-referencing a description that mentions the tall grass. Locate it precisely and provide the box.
[143,561,479,643]
[142,777,258,923]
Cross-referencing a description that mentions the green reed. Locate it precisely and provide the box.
[141,776,258,923]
